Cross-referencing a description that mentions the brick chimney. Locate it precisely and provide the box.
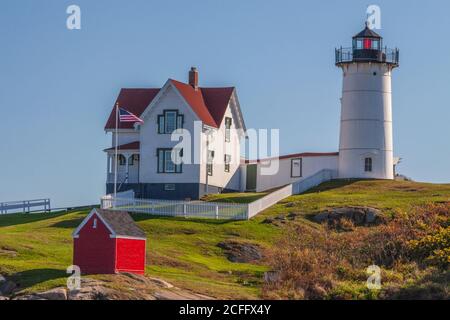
[189,67,199,90]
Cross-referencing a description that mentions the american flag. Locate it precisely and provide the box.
[119,108,144,123]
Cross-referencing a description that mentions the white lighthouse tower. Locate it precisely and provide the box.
[336,23,399,179]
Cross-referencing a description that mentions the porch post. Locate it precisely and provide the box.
[125,154,130,183]
[107,154,111,183]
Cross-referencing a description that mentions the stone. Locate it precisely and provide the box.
[313,207,383,227]
[313,212,329,223]
[68,285,113,300]
[218,241,263,263]
[262,218,274,224]
[0,280,16,295]
[36,288,67,300]
[287,212,300,219]
[0,275,6,283]
[13,294,47,300]
[147,277,174,289]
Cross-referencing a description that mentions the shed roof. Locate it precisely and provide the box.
[73,208,146,240]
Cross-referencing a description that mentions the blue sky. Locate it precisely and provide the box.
[1,0,449,207]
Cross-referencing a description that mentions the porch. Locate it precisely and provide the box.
[105,142,140,185]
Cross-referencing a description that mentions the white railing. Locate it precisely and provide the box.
[100,169,337,220]
[0,199,51,215]
[292,169,337,194]
[247,184,293,219]
[101,196,248,220]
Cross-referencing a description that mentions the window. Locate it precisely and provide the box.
[129,154,139,166]
[118,154,126,166]
[356,39,363,49]
[225,117,232,142]
[364,157,373,172]
[207,150,214,176]
[291,158,302,178]
[207,163,213,176]
[164,184,176,191]
[93,218,97,229]
[158,110,184,134]
[157,148,183,173]
[371,39,380,50]
[224,154,231,172]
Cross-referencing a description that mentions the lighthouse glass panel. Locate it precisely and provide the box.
[363,38,372,49]
[355,39,363,49]
[371,40,380,50]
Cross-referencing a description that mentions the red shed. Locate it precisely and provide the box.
[72,208,146,275]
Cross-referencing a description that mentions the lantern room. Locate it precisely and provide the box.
[335,22,399,67]
[352,22,383,51]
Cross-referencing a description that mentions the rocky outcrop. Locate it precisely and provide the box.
[218,241,263,263]
[11,273,212,300]
[313,206,385,227]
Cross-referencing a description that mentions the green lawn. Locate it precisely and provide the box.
[201,192,268,203]
[0,179,449,299]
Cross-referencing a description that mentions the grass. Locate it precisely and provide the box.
[0,179,449,299]
[201,192,268,204]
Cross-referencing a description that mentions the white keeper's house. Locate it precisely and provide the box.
[104,24,401,200]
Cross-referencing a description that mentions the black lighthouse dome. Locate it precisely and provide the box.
[336,22,399,67]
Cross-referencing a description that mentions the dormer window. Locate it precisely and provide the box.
[158,110,184,134]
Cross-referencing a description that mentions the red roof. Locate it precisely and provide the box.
[245,152,339,164]
[104,80,235,130]
[104,141,140,152]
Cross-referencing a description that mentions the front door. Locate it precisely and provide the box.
[246,165,257,191]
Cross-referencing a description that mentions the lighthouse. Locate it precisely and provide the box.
[335,23,399,179]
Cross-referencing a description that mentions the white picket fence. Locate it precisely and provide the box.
[101,169,337,220]
[101,197,248,220]
[100,190,135,209]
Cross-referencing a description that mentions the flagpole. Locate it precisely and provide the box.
[114,102,119,206]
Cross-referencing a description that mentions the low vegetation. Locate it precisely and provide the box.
[263,203,449,299]
[0,179,449,299]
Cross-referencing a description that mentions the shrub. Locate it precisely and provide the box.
[263,203,450,299]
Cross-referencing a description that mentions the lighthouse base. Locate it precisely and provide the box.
[338,149,394,180]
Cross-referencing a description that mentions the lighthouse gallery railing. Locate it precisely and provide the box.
[335,47,399,66]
